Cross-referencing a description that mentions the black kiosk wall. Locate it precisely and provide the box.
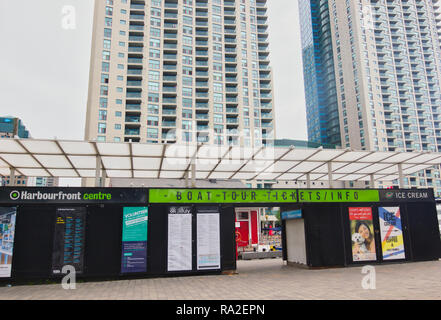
[0,187,439,281]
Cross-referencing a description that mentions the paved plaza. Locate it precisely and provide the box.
[0,258,440,300]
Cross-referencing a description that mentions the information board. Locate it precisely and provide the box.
[197,209,220,270]
[0,207,16,278]
[52,207,86,275]
[167,207,192,272]
[121,207,148,274]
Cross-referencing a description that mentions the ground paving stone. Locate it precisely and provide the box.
[0,259,440,299]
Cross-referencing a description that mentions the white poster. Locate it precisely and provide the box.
[167,207,192,272]
[197,212,220,270]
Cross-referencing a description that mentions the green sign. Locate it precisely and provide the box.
[149,189,380,204]
[297,189,380,202]
[149,189,298,204]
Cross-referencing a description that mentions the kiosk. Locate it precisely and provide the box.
[0,187,439,282]
[281,188,441,267]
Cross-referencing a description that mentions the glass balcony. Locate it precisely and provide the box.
[130,4,145,10]
[164,3,178,8]
[196,103,209,109]
[162,109,176,115]
[163,64,177,70]
[163,76,177,82]
[162,86,176,93]
[163,54,177,60]
[128,58,143,64]
[164,12,178,18]
[128,47,143,53]
[164,33,177,39]
[127,80,142,86]
[163,97,177,103]
[125,128,140,135]
[129,36,144,42]
[129,25,144,31]
[126,91,142,98]
[162,121,176,127]
[129,14,145,20]
[164,22,178,28]
[125,116,140,123]
[163,43,177,49]
[126,104,141,110]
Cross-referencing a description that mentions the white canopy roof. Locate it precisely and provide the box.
[0,138,440,182]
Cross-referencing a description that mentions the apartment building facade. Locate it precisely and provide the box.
[299,0,441,195]
[85,0,275,148]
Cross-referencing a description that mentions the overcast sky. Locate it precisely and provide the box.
[0,0,307,141]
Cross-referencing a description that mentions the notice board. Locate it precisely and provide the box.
[196,208,220,270]
[121,207,148,274]
[167,206,192,272]
[52,207,86,275]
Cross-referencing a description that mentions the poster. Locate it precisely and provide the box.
[167,207,192,272]
[121,207,148,274]
[197,209,220,270]
[0,207,16,278]
[349,207,377,262]
[379,207,406,260]
[52,207,86,275]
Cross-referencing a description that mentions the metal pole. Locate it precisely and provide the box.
[101,167,107,187]
[95,156,102,187]
[370,174,375,189]
[328,162,333,189]
[191,161,196,188]
[398,163,404,188]
[9,168,16,187]
[306,173,311,188]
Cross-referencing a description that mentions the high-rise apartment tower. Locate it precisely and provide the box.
[85,0,275,147]
[300,0,441,151]
[299,0,441,193]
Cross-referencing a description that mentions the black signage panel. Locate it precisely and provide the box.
[379,189,435,202]
[52,207,86,275]
[0,187,147,205]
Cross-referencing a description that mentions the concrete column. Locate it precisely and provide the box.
[370,174,375,189]
[306,173,311,188]
[191,161,196,188]
[328,162,333,189]
[95,156,102,187]
[398,163,404,188]
[101,167,107,187]
[185,170,189,188]
[9,168,16,187]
